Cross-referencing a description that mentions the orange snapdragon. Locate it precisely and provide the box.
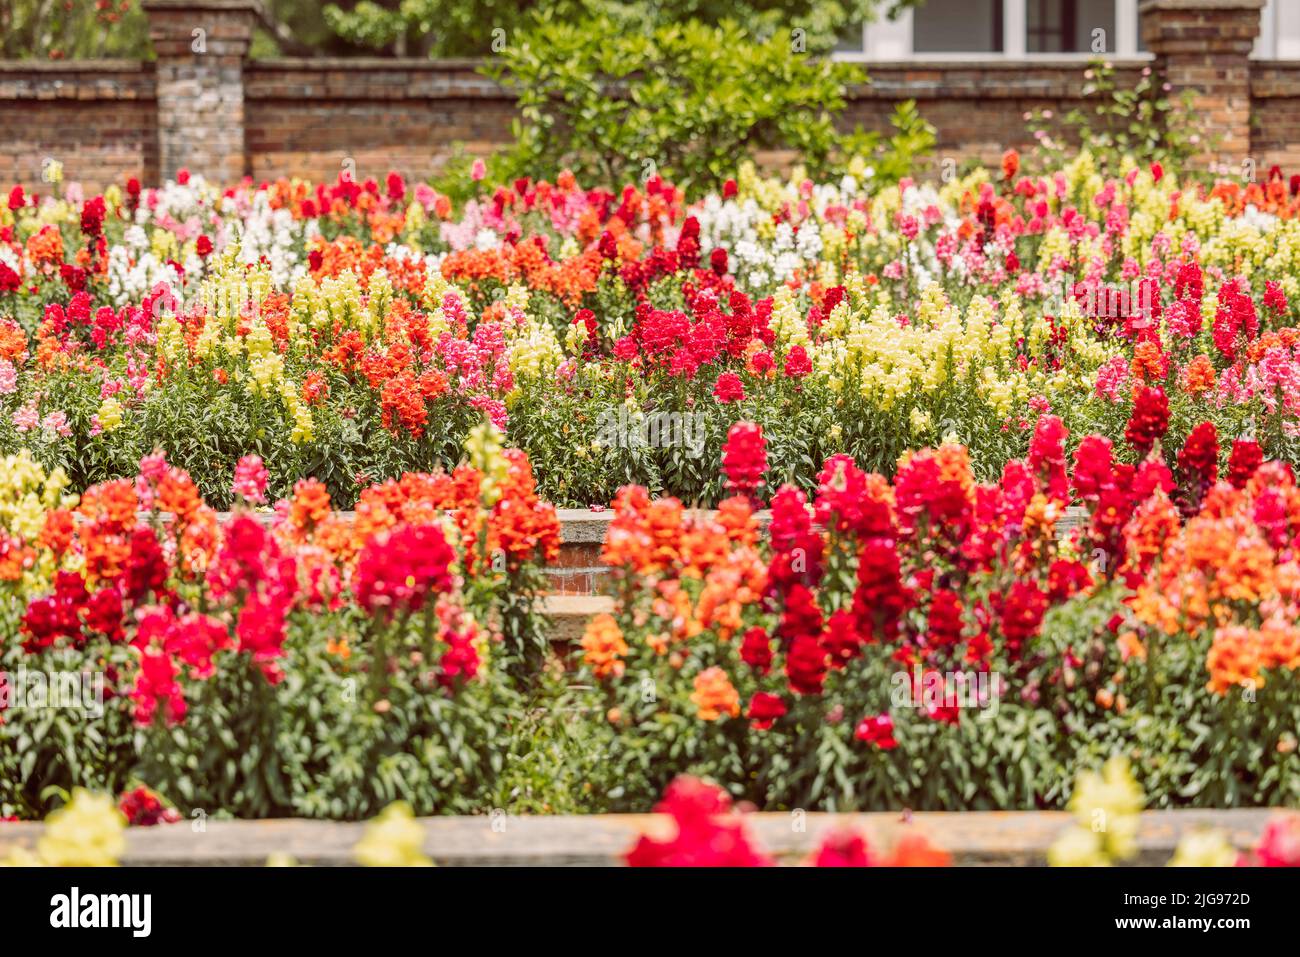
[691,666,740,721]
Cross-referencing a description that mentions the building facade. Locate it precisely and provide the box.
[839,0,1299,60]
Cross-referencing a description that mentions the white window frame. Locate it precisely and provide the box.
[1255,0,1300,59]
[835,0,1150,61]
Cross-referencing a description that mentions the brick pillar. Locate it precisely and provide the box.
[143,0,260,184]
[1140,0,1263,170]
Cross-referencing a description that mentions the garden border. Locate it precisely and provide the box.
[0,808,1276,866]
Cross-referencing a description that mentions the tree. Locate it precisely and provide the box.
[324,0,915,58]
[485,14,876,192]
[0,1,356,60]
[0,0,149,60]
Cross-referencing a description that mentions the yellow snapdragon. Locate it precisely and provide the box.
[354,802,431,867]
[1167,830,1237,868]
[509,317,563,383]
[1048,756,1145,867]
[465,420,509,506]
[769,286,809,351]
[96,396,124,432]
[35,790,127,867]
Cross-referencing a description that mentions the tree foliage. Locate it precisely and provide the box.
[0,0,149,59]
[0,0,355,60]
[324,0,914,58]
[484,14,872,192]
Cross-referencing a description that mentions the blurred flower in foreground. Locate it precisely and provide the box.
[628,776,951,867]
[355,801,432,867]
[38,789,127,866]
[1048,756,1144,866]
[626,776,771,867]
[814,829,951,867]
[1167,829,1237,867]
[1239,814,1300,867]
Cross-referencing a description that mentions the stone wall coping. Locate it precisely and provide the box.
[863,57,1151,71]
[0,807,1278,865]
[242,56,1148,74]
[141,0,264,12]
[1140,0,1264,11]
[0,60,154,73]
[0,56,1143,77]
[541,594,614,617]
[235,56,1151,103]
[247,57,490,71]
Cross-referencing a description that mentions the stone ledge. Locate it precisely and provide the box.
[249,57,489,71]
[142,0,264,12]
[0,808,1277,866]
[539,594,612,642]
[1141,0,1264,11]
[0,60,154,73]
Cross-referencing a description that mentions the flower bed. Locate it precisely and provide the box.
[1,427,558,819]
[2,156,1300,508]
[4,412,1299,819]
[564,418,1300,812]
[3,155,1300,823]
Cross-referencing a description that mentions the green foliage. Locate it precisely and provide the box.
[0,0,149,59]
[129,611,516,819]
[485,15,869,193]
[1031,587,1300,809]
[0,0,911,60]
[0,564,548,820]
[5,569,1297,818]
[0,0,356,60]
[324,0,912,58]
[429,143,509,208]
[834,100,937,184]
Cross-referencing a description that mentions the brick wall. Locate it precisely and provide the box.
[1249,61,1300,171]
[2,0,1299,192]
[243,59,514,185]
[845,61,1150,166]
[0,61,157,191]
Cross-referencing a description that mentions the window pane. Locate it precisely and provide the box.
[913,0,1003,53]
[1028,0,1116,53]
[1075,0,1116,52]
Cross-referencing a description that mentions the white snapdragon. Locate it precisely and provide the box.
[386,242,443,275]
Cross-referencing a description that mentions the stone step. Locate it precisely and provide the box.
[0,807,1275,866]
[539,594,613,644]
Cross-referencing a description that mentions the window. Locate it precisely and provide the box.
[844,0,1147,61]
[1027,0,1116,54]
[1258,0,1300,59]
[913,0,1003,54]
